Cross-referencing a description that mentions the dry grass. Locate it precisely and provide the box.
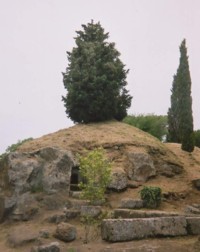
[18,120,165,152]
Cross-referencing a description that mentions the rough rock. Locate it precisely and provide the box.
[0,147,76,220]
[31,242,60,252]
[192,179,200,190]
[101,217,187,242]
[2,147,76,195]
[39,230,50,239]
[10,192,38,221]
[46,214,66,224]
[127,152,156,182]
[185,205,200,215]
[186,217,200,235]
[64,209,80,220]
[67,199,90,210]
[108,168,128,191]
[114,209,180,219]
[54,222,76,242]
[120,198,143,209]
[4,195,17,217]
[41,194,67,210]
[158,163,183,177]
[69,191,81,199]
[81,205,102,218]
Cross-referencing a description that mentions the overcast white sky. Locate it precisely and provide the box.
[0,0,200,153]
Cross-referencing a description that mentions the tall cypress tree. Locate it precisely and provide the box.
[62,20,132,123]
[167,74,181,143]
[167,39,194,152]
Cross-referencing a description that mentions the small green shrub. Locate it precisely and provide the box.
[78,147,111,204]
[77,147,111,243]
[140,186,162,208]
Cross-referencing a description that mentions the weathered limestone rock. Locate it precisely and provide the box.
[46,214,66,224]
[114,209,180,219]
[120,198,143,209]
[64,209,80,220]
[101,217,187,242]
[67,199,90,210]
[31,242,60,252]
[108,168,128,191]
[10,192,38,221]
[54,222,76,242]
[185,205,200,215]
[158,163,183,177]
[39,230,50,239]
[127,152,156,182]
[2,147,76,195]
[81,205,102,218]
[186,217,200,235]
[0,148,77,219]
[4,195,17,216]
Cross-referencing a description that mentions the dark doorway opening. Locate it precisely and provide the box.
[70,166,81,191]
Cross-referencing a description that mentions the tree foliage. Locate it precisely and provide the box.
[194,130,200,148]
[62,20,132,123]
[123,114,168,141]
[78,147,111,204]
[167,39,194,152]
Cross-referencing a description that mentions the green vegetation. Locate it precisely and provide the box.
[167,39,194,152]
[62,20,132,123]
[77,147,111,243]
[140,186,162,209]
[123,114,167,141]
[81,211,108,244]
[0,138,33,160]
[194,130,200,148]
[78,147,111,204]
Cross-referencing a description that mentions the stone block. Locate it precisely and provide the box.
[101,217,187,242]
[120,198,143,209]
[186,217,200,235]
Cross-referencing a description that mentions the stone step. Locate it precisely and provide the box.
[101,216,200,242]
[119,198,144,209]
[114,209,180,219]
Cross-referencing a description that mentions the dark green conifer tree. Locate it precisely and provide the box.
[62,20,132,123]
[167,39,194,152]
[167,74,181,143]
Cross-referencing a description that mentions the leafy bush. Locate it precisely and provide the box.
[78,147,111,204]
[123,114,167,141]
[140,186,162,208]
